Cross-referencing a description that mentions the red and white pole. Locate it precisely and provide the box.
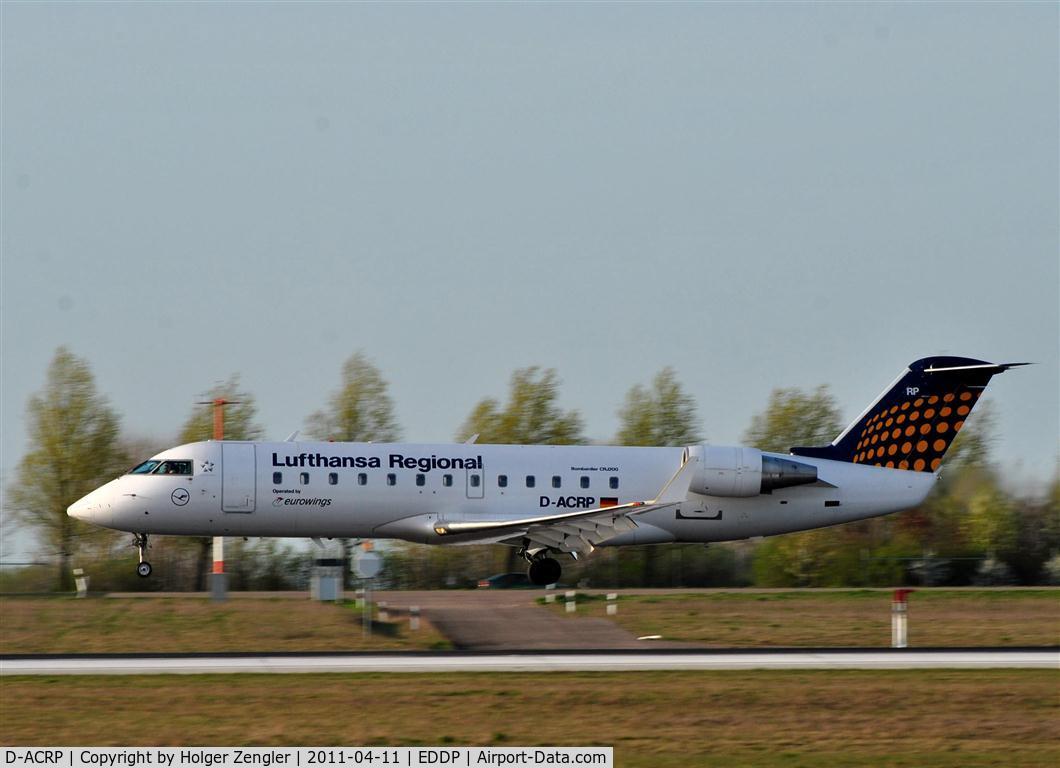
[207,397,237,602]
[213,537,225,579]
[892,588,914,648]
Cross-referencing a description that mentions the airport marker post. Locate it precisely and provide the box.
[892,588,914,648]
[73,568,88,598]
[354,547,382,639]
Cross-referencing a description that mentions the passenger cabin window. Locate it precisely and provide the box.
[328,472,338,485]
[498,474,508,488]
[387,473,396,486]
[470,474,481,488]
[357,473,367,486]
[443,474,453,487]
[552,476,561,489]
[580,476,589,489]
[526,475,535,488]
[300,472,309,485]
[416,474,426,487]
[273,472,283,485]
[609,476,619,490]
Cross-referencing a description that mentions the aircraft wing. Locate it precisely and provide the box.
[432,455,698,555]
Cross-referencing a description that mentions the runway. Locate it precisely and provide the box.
[3,649,1056,675]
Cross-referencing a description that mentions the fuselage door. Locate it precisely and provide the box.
[466,465,484,499]
[222,443,256,513]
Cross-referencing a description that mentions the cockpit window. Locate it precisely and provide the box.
[154,460,193,475]
[128,459,194,476]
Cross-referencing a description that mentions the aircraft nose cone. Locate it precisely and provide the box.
[67,496,97,521]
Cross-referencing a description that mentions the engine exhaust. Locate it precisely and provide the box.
[761,456,818,493]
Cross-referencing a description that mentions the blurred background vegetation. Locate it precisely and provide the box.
[3,345,1058,593]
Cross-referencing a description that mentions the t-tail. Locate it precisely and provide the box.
[791,356,1027,472]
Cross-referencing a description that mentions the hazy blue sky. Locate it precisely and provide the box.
[2,2,1057,557]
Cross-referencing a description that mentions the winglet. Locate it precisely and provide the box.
[652,454,699,505]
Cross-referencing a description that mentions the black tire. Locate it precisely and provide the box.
[528,557,561,586]
[136,562,152,578]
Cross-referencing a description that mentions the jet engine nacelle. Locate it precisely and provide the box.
[687,445,818,497]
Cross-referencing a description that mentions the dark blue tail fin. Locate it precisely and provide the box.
[791,357,1026,472]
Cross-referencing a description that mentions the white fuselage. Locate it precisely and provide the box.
[69,440,937,546]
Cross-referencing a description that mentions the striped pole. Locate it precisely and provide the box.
[199,397,239,603]
[892,589,914,648]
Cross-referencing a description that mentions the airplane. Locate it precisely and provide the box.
[68,356,1024,585]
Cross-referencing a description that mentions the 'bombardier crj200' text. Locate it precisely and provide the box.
[68,357,1024,585]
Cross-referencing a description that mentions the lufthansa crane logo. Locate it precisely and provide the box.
[171,488,190,506]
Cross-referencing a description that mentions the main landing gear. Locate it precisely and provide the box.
[132,533,152,577]
[527,556,562,587]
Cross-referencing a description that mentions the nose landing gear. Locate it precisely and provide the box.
[132,533,152,577]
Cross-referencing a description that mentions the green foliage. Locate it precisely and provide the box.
[751,522,916,588]
[381,543,499,589]
[964,485,1018,558]
[306,351,400,442]
[178,375,264,442]
[616,367,701,447]
[455,367,584,445]
[7,347,124,590]
[224,539,309,590]
[743,385,843,452]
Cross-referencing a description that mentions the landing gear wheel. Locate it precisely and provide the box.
[528,557,562,586]
[132,533,152,577]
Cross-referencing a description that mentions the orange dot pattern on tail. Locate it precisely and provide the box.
[852,387,981,471]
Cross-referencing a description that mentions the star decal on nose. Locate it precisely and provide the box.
[200,461,215,473]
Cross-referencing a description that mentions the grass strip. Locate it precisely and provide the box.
[1,670,1057,767]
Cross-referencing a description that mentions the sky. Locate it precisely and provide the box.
[2,2,1057,559]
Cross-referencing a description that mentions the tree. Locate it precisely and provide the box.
[456,367,584,445]
[615,367,702,586]
[177,376,264,590]
[178,375,264,443]
[7,347,123,590]
[306,352,400,442]
[743,385,844,452]
[616,367,702,447]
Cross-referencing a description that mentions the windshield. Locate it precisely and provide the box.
[127,459,193,476]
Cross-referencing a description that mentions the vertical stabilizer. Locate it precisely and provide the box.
[791,357,1025,472]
